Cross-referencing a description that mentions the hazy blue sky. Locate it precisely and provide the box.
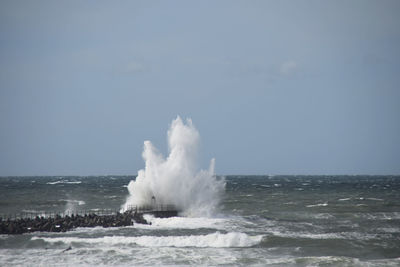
[1,1,399,176]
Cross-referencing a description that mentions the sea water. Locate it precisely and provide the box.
[0,175,399,266]
[1,118,399,266]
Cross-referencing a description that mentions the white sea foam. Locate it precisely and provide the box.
[366,198,384,201]
[135,215,227,230]
[353,212,400,220]
[63,199,85,205]
[22,209,43,213]
[47,180,82,185]
[122,117,225,217]
[284,202,296,205]
[269,230,343,240]
[1,248,399,267]
[33,232,263,248]
[64,199,86,213]
[267,229,386,241]
[306,203,328,208]
[377,227,400,233]
[310,213,335,219]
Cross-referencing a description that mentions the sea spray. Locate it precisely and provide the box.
[34,232,264,248]
[64,199,85,214]
[122,116,225,217]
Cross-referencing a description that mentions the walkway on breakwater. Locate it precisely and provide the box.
[125,204,179,218]
[0,205,178,235]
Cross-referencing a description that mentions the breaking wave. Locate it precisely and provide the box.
[136,215,227,230]
[121,117,225,217]
[33,232,263,248]
[46,180,82,185]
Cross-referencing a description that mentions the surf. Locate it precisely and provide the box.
[121,116,225,217]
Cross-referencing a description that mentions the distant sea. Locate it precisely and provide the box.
[1,175,399,266]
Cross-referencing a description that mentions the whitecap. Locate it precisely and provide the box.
[268,228,383,241]
[284,202,296,205]
[269,231,342,240]
[63,199,86,205]
[306,203,328,208]
[311,213,335,219]
[366,198,384,201]
[22,209,42,213]
[135,215,227,230]
[32,231,264,248]
[47,180,82,185]
[378,227,400,233]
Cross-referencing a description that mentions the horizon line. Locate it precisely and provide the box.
[0,173,399,178]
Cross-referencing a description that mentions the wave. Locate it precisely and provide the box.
[353,212,400,220]
[64,199,86,213]
[32,232,263,248]
[366,198,384,201]
[136,215,227,230]
[267,229,391,241]
[122,117,225,217]
[338,197,384,202]
[306,203,328,208]
[22,209,44,213]
[46,180,82,185]
[62,199,86,205]
[268,230,343,240]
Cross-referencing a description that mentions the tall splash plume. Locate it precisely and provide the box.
[122,117,225,217]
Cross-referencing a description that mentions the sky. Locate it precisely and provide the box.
[0,0,399,176]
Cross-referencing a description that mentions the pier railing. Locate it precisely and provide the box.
[126,204,177,213]
[0,204,178,221]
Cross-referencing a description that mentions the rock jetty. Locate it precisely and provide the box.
[0,210,151,235]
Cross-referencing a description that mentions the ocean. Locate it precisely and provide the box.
[0,175,399,266]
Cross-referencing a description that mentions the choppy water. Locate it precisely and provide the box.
[1,175,399,266]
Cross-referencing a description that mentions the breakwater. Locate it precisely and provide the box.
[0,205,178,235]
